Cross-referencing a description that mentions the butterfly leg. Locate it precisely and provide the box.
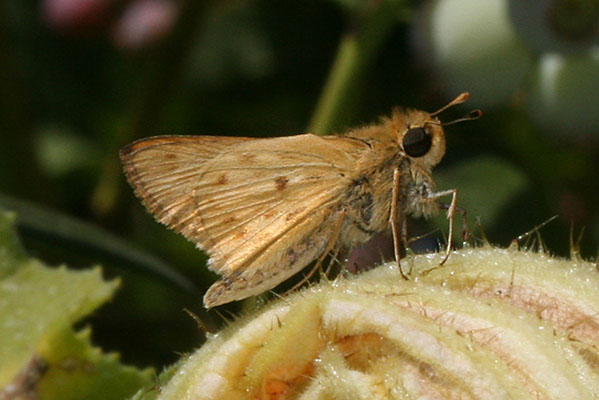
[390,167,409,279]
[426,188,459,265]
[285,209,346,294]
[440,202,469,242]
[324,245,342,277]
[317,208,345,277]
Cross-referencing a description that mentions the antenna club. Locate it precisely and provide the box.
[431,92,473,117]
[455,92,470,103]
[470,110,483,119]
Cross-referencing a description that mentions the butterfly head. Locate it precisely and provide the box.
[398,93,481,171]
[401,112,446,169]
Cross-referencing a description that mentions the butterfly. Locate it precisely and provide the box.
[120,93,480,308]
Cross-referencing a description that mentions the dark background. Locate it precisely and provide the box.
[1,0,598,369]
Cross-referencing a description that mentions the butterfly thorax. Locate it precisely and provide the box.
[338,112,442,247]
[401,160,439,218]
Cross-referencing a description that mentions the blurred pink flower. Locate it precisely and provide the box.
[42,0,113,30]
[42,0,179,49]
[112,0,178,49]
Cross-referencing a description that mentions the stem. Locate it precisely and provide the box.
[308,1,403,134]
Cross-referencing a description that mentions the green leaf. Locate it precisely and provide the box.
[0,211,153,399]
[37,327,153,400]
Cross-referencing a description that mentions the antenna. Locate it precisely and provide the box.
[426,92,482,127]
[430,92,470,117]
[441,110,482,126]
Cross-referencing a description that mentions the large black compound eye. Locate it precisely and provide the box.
[402,127,432,157]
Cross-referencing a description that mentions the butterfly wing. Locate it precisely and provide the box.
[120,135,252,239]
[120,134,369,307]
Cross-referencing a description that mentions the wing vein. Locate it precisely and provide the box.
[208,199,286,244]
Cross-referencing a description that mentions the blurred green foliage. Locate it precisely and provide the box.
[0,0,598,385]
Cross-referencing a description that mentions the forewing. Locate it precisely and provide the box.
[192,134,366,276]
[120,135,252,235]
[120,133,369,294]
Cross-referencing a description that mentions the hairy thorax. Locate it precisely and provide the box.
[403,162,440,219]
